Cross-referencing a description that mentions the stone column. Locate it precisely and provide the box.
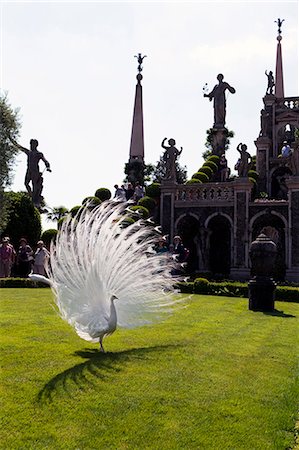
[160,181,177,244]
[255,136,272,193]
[286,176,299,281]
[230,178,253,280]
[211,128,229,156]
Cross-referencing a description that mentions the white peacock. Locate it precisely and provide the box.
[30,201,180,351]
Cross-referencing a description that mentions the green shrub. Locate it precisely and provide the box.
[207,155,220,164]
[0,278,49,288]
[128,205,150,219]
[94,188,111,201]
[57,217,67,230]
[145,183,161,198]
[70,205,81,217]
[176,280,299,303]
[40,229,58,247]
[176,282,194,293]
[82,196,102,207]
[248,177,257,185]
[194,278,209,294]
[191,172,209,183]
[3,191,42,249]
[185,179,202,185]
[203,161,218,172]
[196,166,213,178]
[276,286,299,303]
[119,216,136,228]
[248,170,259,181]
[138,196,156,212]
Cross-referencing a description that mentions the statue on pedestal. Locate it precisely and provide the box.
[236,143,252,177]
[10,138,51,209]
[265,70,275,95]
[161,138,182,181]
[203,74,236,128]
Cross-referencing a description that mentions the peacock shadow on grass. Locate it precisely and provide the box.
[263,309,296,318]
[37,344,179,404]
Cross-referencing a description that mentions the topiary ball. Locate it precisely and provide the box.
[128,205,150,219]
[145,183,161,198]
[138,196,156,212]
[94,188,112,201]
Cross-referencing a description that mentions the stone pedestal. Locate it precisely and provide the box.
[160,180,177,242]
[254,136,272,193]
[248,233,277,312]
[210,128,230,156]
[248,277,276,312]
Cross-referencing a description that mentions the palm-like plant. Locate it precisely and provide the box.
[46,206,69,223]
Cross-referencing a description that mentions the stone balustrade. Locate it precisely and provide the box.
[175,182,235,202]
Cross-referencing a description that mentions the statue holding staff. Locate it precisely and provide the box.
[204,74,236,128]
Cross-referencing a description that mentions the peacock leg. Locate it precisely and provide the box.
[99,337,105,353]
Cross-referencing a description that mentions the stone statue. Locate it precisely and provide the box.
[161,138,182,181]
[236,143,251,177]
[260,108,271,137]
[10,137,51,208]
[265,70,275,95]
[203,74,236,128]
[275,18,284,35]
[134,53,147,73]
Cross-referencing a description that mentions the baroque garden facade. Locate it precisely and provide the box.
[160,26,299,282]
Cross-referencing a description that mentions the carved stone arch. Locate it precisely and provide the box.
[205,212,233,277]
[204,211,233,229]
[249,211,288,280]
[175,213,201,273]
[174,212,200,231]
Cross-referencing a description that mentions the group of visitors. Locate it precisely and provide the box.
[114,182,145,202]
[154,235,189,275]
[0,237,49,279]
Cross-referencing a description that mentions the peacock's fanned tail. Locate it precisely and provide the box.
[46,201,180,341]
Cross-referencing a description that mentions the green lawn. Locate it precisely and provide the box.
[1,289,298,450]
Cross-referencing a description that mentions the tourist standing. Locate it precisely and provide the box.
[33,240,50,276]
[114,184,126,201]
[0,237,15,278]
[133,182,145,202]
[125,183,135,200]
[17,238,33,277]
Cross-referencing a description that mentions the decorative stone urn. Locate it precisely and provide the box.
[248,233,277,312]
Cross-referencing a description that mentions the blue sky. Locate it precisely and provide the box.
[1,1,298,229]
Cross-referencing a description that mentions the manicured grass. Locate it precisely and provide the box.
[1,289,299,449]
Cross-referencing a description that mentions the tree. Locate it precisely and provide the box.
[46,206,69,224]
[2,191,42,249]
[0,94,21,232]
[145,155,187,185]
[204,128,234,155]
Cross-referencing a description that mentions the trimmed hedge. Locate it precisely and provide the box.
[191,172,209,182]
[202,161,218,172]
[177,279,299,303]
[185,179,202,185]
[0,278,50,288]
[2,278,297,303]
